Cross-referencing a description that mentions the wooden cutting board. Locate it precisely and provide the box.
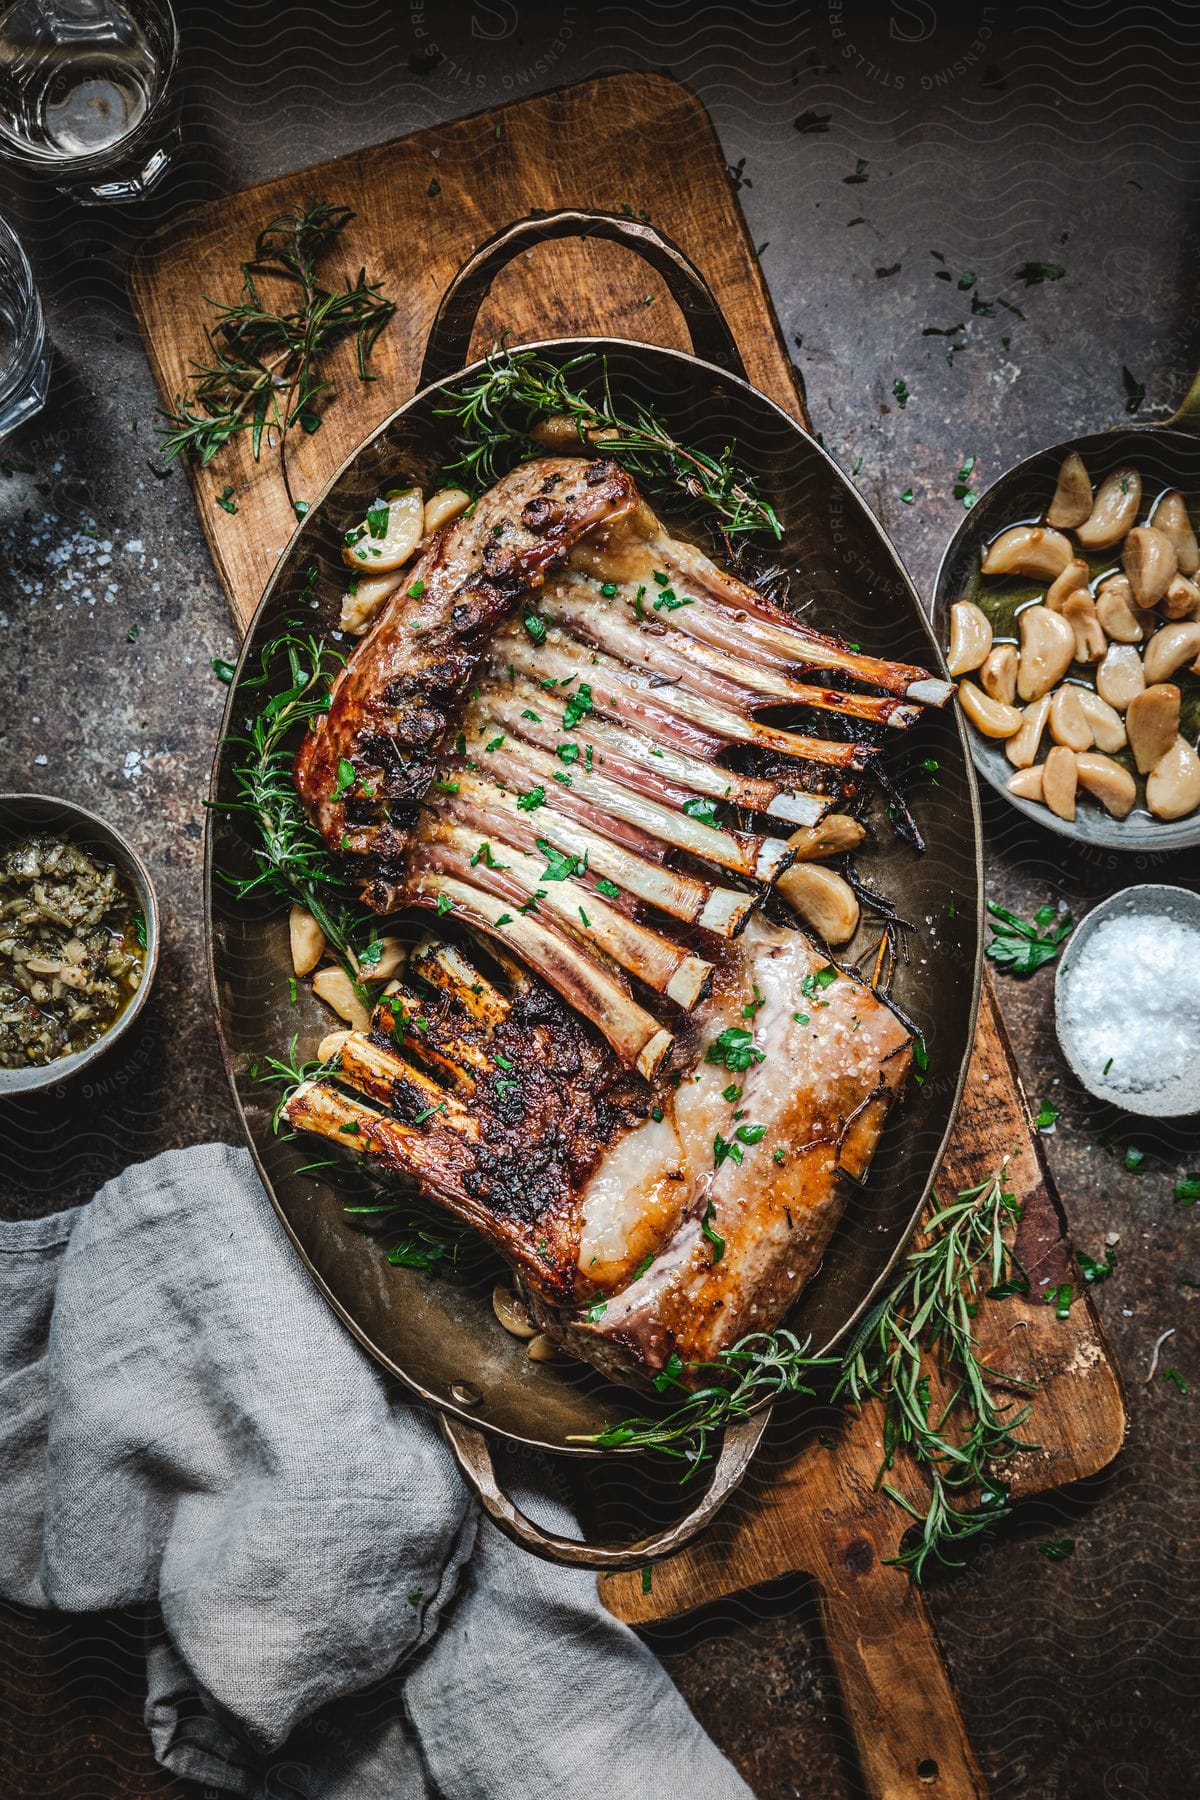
[128,71,1126,1800]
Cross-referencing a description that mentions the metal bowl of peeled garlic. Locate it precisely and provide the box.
[933,428,1200,852]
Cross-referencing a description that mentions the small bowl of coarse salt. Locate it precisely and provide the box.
[1055,884,1200,1118]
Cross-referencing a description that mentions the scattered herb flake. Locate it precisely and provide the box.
[985,901,1072,976]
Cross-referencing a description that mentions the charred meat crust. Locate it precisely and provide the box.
[294,457,637,881]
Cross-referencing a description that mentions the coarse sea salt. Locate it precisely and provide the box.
[1061,912,1200,1095]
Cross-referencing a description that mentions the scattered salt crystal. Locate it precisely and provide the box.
[1062,912,1200,1095]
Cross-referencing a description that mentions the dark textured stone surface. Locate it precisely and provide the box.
[1,5,1198,1797]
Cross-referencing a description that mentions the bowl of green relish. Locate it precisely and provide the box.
[0,794,159,1093]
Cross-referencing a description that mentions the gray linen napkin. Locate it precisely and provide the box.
[0,1143,754,1799]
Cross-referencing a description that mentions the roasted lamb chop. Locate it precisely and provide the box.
[284,456,948,1386]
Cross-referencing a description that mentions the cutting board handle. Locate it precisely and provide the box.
[439,1408,769,1570]
[418,207,749,388]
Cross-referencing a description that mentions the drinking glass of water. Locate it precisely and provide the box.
[0,214,50,437]
[0,0,179,203]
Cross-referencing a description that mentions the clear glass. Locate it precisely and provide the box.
[0,213,50,437]
[0,0,179,203]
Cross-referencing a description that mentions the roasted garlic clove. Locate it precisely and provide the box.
[980,643,1018,706]
[1150,489,1200,576]
[1061,591,1107,664]
[1095,642,1146,711]
[366,936,406,982]
[1143,620,1200,684]
[1046,557,1091,613]
[776,863,860,946]
[317,1028,351,1064]
[423,488,472,537]
[1075,752,1137,820]
[343,486,424,573]
[340,570,401,636]
[1046,451,1093,528]
[981,524,1074,580]
[289,905,326,977]
[527,1332,564,1362]
[946,600,993,676]
[1161,573,1200,621]
[1006,765,1045,801]
[1006,693,1053,768]
[493,1283,538,1339]
[1094,575,1146,643]
[1017,604,1076,700]
[1146,736,1200,821]
[1049,685,1093,752]
[312,966,372,1031]
[957,680,1023,738]
[1076,466,1142,549]
[1122,525,1178,608]
[786,814,867,861]
[1075,688,1128,752]
[1041,746,1078,821]
[1126,683,1182,774]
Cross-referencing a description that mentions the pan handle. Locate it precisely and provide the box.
[438,1407,769,1571]
[418,208,747,389]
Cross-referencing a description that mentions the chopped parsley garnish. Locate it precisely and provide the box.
[412,1100,447,1126]
[470,841,508,869]
[722,1084,742,1104]
[407,579,425,598]
[1121,366,1145,414]
[653,1350,686,1391]
[953,455,977,508]
[366,503,390,538]
[912,1037,929,1087]
[594,877,620,900]
[484,734,505,752]
[1035,1100,1059,1131]
[713,1133,742,1168]
[705,1026,764,1072]
[495,912,513,926]
[1015,260,1065,285]
[985,901,1072,976]
[801,964,839,999]
[899,487,914,504]
[562,682,594,729]
[1124,1146,1145,1173]
[653,585,693,611]
[1077,1246,1116,1285]
[523,612,547,644]
[516,786,546,811]
[536,838,585,882]
[1174,1175,1200,1206]
[334,757,356,798]
[435,894,453,916]
[792,1012,809,1026]
[1045,1281,1074,1319]
[682,796,721,828]
[212,657,235,684]
[701,1202,725,1264]
[632,1253,655,1281]
[1162,1368,1189,1395]
[844,156,869,184]
[736,1123,766,1145]
[585,1297,608,1323]
[521,708,541,721]
[216,485,238,514]
[556,741,580,764]
[432,777,459,793]
[1040,1539,1075,1561]
[650,1105,664,1122]
[892,378,910,409]
[599,581,618,597]
[742,985,764,1020]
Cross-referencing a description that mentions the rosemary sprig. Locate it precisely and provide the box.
[435,346,782,540]
[834,1160,1037,1581]
[573,1330,833,1469]
[576,1161,1035,1582]
[217,612,371,981]
[159,198,394,502]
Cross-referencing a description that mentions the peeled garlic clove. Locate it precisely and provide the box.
[423,487,472,537]
[1017,604,1076,700]
[1075,751,1137,820]
[1046,451,1093,528]
[530,413,588,448]
[1006,765,1045,801]
[1075,688,1127,752]
[340,570,401,636]
[1045,557,1091,612]
[1049,685,1093,752]
[1151,734,1200,820]
[364,936,406,982]
[1143,620,1200,683]
[312,966,372,1031]
[289,905,326,977]
[317,1028,351,1063]
[1076,466,1142,549]
[343,487,424,573]
[1146,735,1200,821]
[1006,693,1052,768]
[980,643,1018,706]
[776,862,860,945]
[981,524,1074,580]
[527,1332,563,1362]
[493,1283,538,1340]
[1151,489,1199,575]
[947,599,993,676]
[1161,573,1200,621]
[1126,683,1182,774]
[1041,746,1078,821]
[957,679,1023,738]
[1122,525,1178,607]
[1095,642,1146,711]
[786,814,866,861]
[1061,591,1107,664]
[1095,575,1145,643]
